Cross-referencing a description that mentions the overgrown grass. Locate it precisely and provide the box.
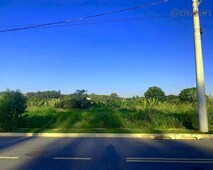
[14,128,204,134]
[18,103,213,132]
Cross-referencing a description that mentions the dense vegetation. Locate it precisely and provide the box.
[0,87,212,132]
[0,90,26,131]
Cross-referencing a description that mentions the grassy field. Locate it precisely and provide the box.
[17,102,213,133]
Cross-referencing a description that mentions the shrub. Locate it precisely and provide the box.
[70,90,92,109]
[166,95,180,104]
[0,90,26,131]
[60,98,72,109]
[140,98,159,109]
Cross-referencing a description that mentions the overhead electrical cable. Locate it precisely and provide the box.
[40,16,168,29]
[0,16,168,29]
[0,0,170,33]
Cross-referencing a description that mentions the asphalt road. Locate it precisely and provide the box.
[0,137,213,170]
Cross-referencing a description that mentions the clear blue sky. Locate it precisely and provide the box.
[0,0,212,97]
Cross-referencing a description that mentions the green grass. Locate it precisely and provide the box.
[14,103,213,133]
[14,128,209,134]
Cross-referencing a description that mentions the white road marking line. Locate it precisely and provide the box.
[54,157,92,160]
[126,160,213,163]
[0,157,19,159]
[126,157,213,163]
[126,157,213,161]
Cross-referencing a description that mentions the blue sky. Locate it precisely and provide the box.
[0,0,212,97]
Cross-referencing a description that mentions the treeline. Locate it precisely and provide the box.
[25,86,210,105]
[24,86,212,110]
[0,87,212,131]
[26,90,61,99]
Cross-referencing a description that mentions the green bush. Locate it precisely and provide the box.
[70,90,92,109]
[166,95,180,104]
[60,98,72,109]
[140,98,159,109]
[0,90,26,131]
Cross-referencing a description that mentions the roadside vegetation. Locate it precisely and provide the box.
[0,87,212,133]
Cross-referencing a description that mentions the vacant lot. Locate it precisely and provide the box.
[18,102,213,133]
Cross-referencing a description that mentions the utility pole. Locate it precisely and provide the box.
[192,0,209,132]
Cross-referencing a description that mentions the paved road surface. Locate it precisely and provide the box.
[0,137,213,170]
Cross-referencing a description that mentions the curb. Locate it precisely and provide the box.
[0,133,212,140]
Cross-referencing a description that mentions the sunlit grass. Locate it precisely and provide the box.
[17,103,213,133]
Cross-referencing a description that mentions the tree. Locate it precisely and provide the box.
[0,90,26,131]
[144,86,165,101]
[110,93,119,98]
[179,87,197,103]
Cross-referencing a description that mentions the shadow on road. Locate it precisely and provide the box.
[96,144,122,170]
[0,134,212,170]
[0,136,34,152]
[8,136,212,170]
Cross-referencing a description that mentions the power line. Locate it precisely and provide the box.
[0,0,170,33]
[0,16,168,29]
[36,16,169,29]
